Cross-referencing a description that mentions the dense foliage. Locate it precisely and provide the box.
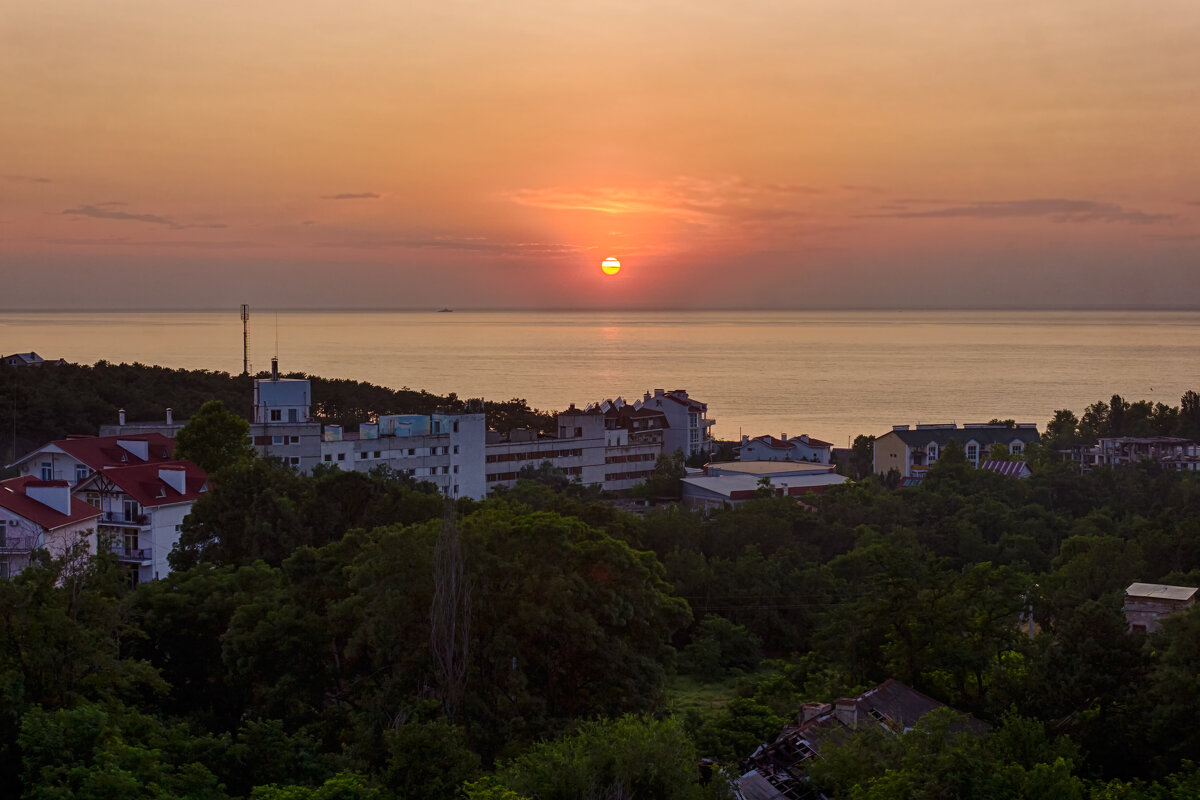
[9,368,1200,796]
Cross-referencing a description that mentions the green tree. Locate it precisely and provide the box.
[174,399,256,474]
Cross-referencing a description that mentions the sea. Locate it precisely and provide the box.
[3,309,1198,447]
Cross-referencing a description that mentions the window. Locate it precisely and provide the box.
[270,409,282,421]
[430,467,437,476]
[288,408,298,423]
[323,454,332,462]
[453,484,459,494]
[123,499,141,522]
[966,444,978,462]
[75,464,90,482]
[453,421,459,433]
[1011,442,1024,454]
[272,436,285,446]
[453,445,459,454]
[86,492,100,508]
[359,452,367,459]
[40,462,52,480]
[0,520,7,548]
[408,449,415,456]
[290,436,300,444]
[337,453,345,461]
[373,451,381,459]
[453,465,459,473]
[290,457,301,465]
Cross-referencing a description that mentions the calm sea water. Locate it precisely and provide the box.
[3,310,1198,446]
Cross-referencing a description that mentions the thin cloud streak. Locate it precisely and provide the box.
[866,198,1172,225]
[316,236,593,257]
[45,237,266,249]
[4,174,53,184]
[61,204,228,229]
[320,192,381,200]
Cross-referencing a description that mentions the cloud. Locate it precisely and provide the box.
[316,236,592,257]
[865,198,1172,225]
[4,174,52,184]
[45,237,265,249]
[320,192,381,200]
[61,204,227,229]
[504,176,823,226]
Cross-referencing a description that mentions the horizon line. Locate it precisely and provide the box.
[6,304,1200,314]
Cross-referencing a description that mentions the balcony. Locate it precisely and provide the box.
[105,541,153,563]
[102,511,149,527]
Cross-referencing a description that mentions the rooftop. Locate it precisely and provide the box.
[1126,583,1198,602]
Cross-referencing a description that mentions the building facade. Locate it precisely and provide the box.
[873,423,1041,478]
[74,461,208,584]
[0,477,102,577]
[740,433,833,464]
[8,433,177,486]
[639,389,714,459]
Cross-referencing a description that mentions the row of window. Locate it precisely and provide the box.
[486,448,583,463]
[604,453,656,464]
[38,462,91,482]
[486,465,583,482]
[604,470,655,482]
[321,445,459,463]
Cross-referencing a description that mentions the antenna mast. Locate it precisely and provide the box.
[241,304,251,376]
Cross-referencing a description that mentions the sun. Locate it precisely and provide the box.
[601,257,621,276]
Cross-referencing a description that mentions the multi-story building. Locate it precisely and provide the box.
[320,412,487,499]
[8,433,177,486]
[485,404,661,494]
[0,477,102,577]
[251,364,323,471]
[1087,437,1200,470]
[74,461,208,585]
[873,423,1041,478]
[740,433,833,464]
[638,389,714,459]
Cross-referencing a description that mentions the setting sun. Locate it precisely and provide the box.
[601,257,621,276]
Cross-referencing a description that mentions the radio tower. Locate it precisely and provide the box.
[241,304,251,376]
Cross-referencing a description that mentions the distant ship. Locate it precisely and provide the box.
[437,308,453,312]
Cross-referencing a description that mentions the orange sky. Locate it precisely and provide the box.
[3,1,1199,309]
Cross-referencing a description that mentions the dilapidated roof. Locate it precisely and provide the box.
[1126,583,1198,602]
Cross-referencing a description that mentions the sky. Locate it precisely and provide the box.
[3,0,1199,310]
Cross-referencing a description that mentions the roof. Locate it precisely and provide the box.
[77,461,208,508]
[883,424,1040,449]
[749,434,834,450]
[737,680,985,799]
[683,472,846,499]
[709,460,836,477]
[10,434,177,471]
[0,476,102,531]
[978,460,1032,478]
[1126,583,1198,602]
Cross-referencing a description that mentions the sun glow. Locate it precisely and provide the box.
[601,257,621,276]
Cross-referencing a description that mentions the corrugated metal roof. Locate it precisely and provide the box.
[1126,583,1198,602]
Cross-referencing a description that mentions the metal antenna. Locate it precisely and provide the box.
[240,304,250,376]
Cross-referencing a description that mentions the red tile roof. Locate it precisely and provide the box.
[0,476,102,531]
[751,434,834,449]
[14,434,176,472]
[82,461,208,508]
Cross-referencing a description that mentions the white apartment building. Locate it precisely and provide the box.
[8,433,177,486]
[74,461,208,585]
[320,413,488,500]
[251,366,323,471]
[740,433,833,464]
[638,389,714,459]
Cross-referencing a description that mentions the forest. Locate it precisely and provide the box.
[5,364,1200,797]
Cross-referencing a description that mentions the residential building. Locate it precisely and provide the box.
[873,423,1040,478]
[0,477,102,578]
[681,461,847,512]
[321,412,488,499]
[250,363,323,471]
[1124,582,1198,633]
[736,679,985,800]
[1087,437,1200,471]
[74,460,208,585]
[740,433,833,464]
[639,388,714,459]
[486,404,661,494]
[3,352,65,367]
[8,433,177,486]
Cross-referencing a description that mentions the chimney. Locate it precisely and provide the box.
[118,408,126,426]
[781,433,788,442]
[26,481,72,515]
[741,435,748,445]
[799,702,832,725]
[654,388,665,397]
[834,698,858,728]
[166,407,174,425]
[271,357,279,380]
[158,466,187,494]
